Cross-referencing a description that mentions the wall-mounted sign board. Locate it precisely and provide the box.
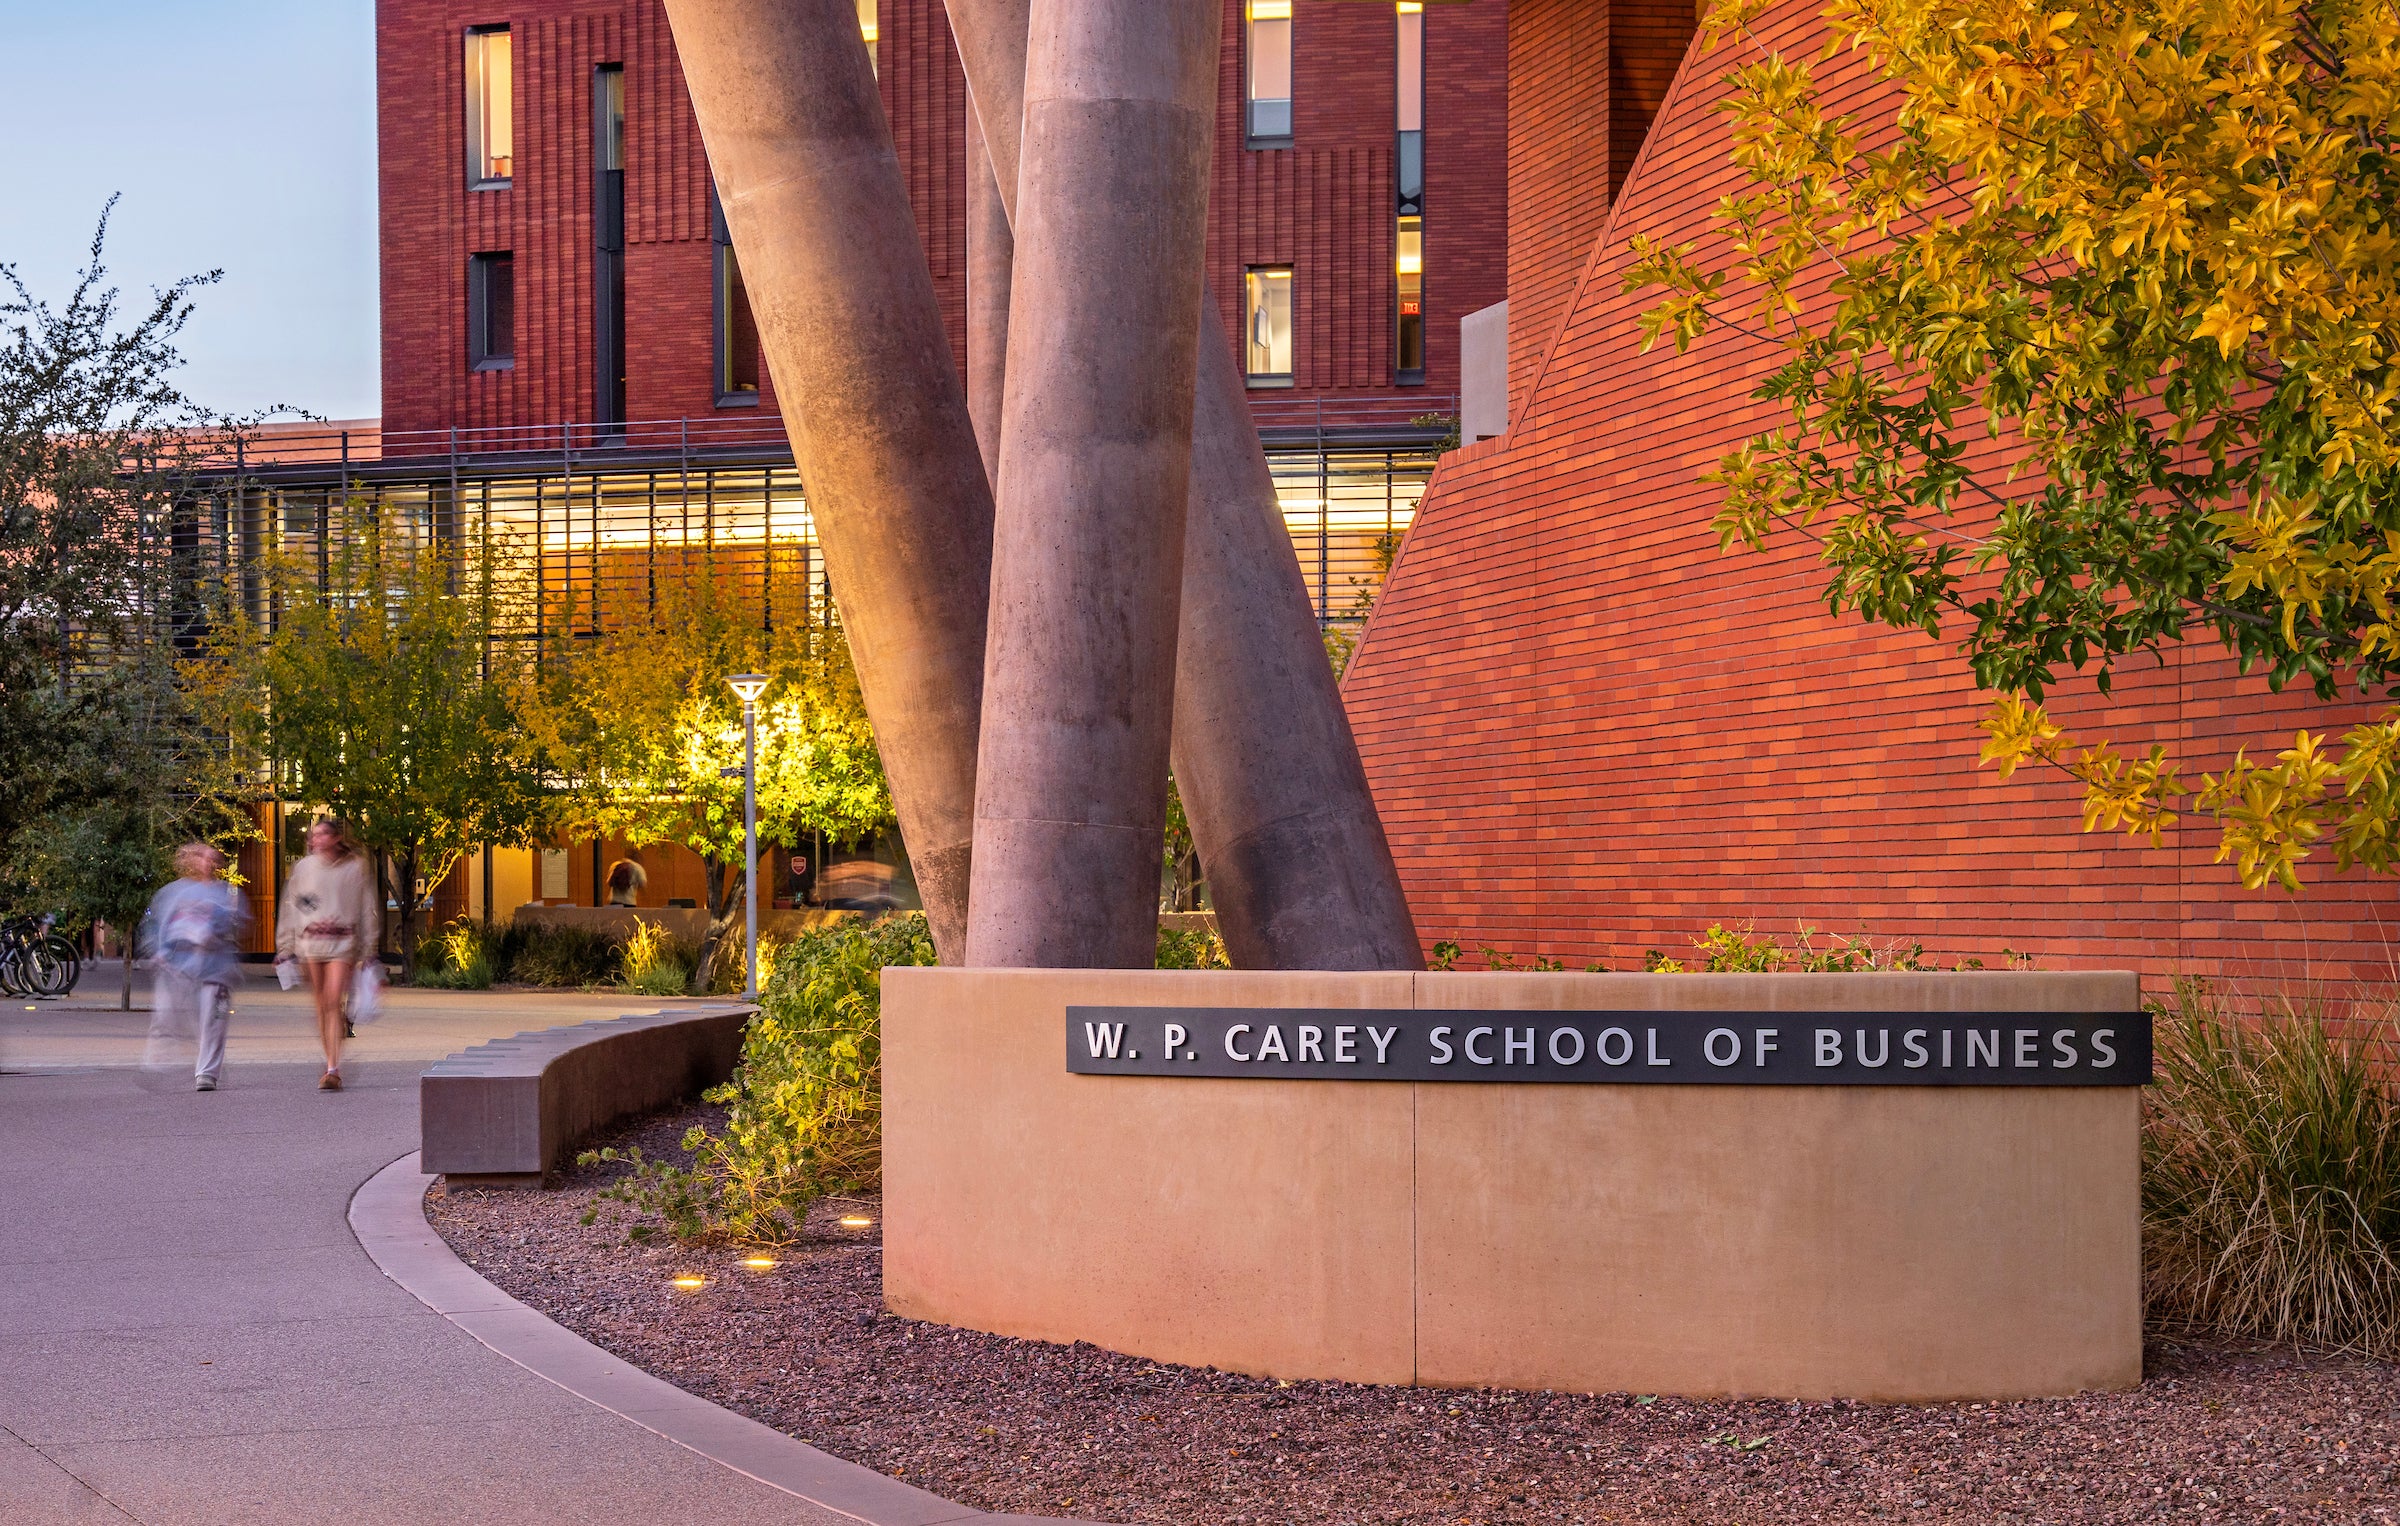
[1067,1007,2152,1086]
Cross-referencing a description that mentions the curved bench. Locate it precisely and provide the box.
[420,1002,755,1186]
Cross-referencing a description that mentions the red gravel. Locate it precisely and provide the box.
[428,1102,2400,1525]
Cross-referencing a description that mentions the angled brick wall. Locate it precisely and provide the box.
[1504,0,1611,418]
[1504,0,1696,421]
[1343,0,2397,993]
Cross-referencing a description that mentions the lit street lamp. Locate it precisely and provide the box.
[726,672,769,1000]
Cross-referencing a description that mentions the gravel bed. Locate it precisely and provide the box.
[428,1101,2400,1525]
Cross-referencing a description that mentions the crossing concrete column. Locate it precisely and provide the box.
[1174,325,1423,969]
[663,0,991,965]
[947,0,1422,970]
[964,0,1223,967]
[966,107,1012,488]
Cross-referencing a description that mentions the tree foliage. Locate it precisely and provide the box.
[0,206,258,972]
[1630,0,2400,889]
[523,571,893,993]
[198,506,553,975]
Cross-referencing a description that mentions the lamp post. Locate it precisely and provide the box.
[727,673,768,1000]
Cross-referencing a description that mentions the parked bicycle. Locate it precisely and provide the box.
[0,915,81,998]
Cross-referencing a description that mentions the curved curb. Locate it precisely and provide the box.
[349,1150,1096,1526]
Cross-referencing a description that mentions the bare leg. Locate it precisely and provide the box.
[307,959,352,1076]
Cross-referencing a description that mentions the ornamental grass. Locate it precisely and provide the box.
[2144,979,2400,1359]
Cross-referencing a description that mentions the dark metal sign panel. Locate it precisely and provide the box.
[1066,1008,2152,1086]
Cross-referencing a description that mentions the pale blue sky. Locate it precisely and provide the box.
[0,1,380,420]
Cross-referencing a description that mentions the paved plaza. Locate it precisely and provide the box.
[0,971,930,1524]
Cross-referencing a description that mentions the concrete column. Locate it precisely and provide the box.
[965,106,1012,489]
[663,0,991,964]
[947,0,1422,970]
[1175,325,1423,968]
[965,0,1223,968]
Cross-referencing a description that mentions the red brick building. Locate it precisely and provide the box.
[374,0,1510,436]
[290,0,1509,932]
[1342,0,2397,992]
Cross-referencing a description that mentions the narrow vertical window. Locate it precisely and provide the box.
[1395,2,1426,382]
[1396,2,1424,214]
[593,66,627,425]
[464,25,513,188]
[1395,218,1425,380]
[1244,266,1294,386]
[712,193,761,403]
[1246,1,1293,146]
[468,252,515,370]
[857,0,879,75]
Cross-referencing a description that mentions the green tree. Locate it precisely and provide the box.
[1631,0,2400,890]
[200,506,553,978]
[13,649,244,1007]
[1,207,258,941]
[525,571,893,994]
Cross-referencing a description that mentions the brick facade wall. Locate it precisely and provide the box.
[379,0,1510,435]
[1341,0,2398,993]
[1203,0,1510,397]
[1501,0,1698,419]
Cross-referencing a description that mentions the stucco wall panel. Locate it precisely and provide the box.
[883,967,2143,1400]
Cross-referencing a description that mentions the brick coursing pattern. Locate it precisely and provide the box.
[1344,0,2399,994]
[380,0,1511,435]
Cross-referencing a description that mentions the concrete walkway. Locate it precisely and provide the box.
[0,972,1022,1524]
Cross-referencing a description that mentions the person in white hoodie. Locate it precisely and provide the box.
[139,843,251,1091]
[275,818,378,1091]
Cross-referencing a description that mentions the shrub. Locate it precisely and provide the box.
[702,927,792,996]
[619,919,693,998]
[493,921,623,988]
[1644,923,1935,973]
[584,913,1244,1245]
[413,916,493,989]
[2144,980,2400,1358]
[1416,924,1970,973]
[583,912,936,1245]
[1155,924,1230,969]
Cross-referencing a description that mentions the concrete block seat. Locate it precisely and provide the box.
[421,1002,754,1185]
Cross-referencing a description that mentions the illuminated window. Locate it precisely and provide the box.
[1245,266,1294,386]
[464,26,513,188]
[857,0,879,75]
[468,252,515,371]
[1395,2,1426,382]
[712,194,761,404]
[1395,217,1424,381]
[1396,2,1423,214]
[1246,0,1293,145]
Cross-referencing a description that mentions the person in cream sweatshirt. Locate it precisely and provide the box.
[276,818,379,1090]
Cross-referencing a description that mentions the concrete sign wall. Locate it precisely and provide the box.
[884,967,2145,1402]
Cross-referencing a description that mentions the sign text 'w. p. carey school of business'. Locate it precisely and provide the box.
[1066,1008,2151,1085]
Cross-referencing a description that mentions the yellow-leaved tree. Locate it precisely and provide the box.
[1630,0,2400,890]
[523,571,892,993]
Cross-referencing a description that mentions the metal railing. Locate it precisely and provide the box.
[1246,392,1459,445]
[196,399,1458,477]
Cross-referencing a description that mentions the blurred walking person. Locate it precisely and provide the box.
[139,843,251,1092]
[604,852,647,907]
[276,818,378,1091]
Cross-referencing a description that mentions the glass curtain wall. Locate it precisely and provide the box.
[179,450,1433,643]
